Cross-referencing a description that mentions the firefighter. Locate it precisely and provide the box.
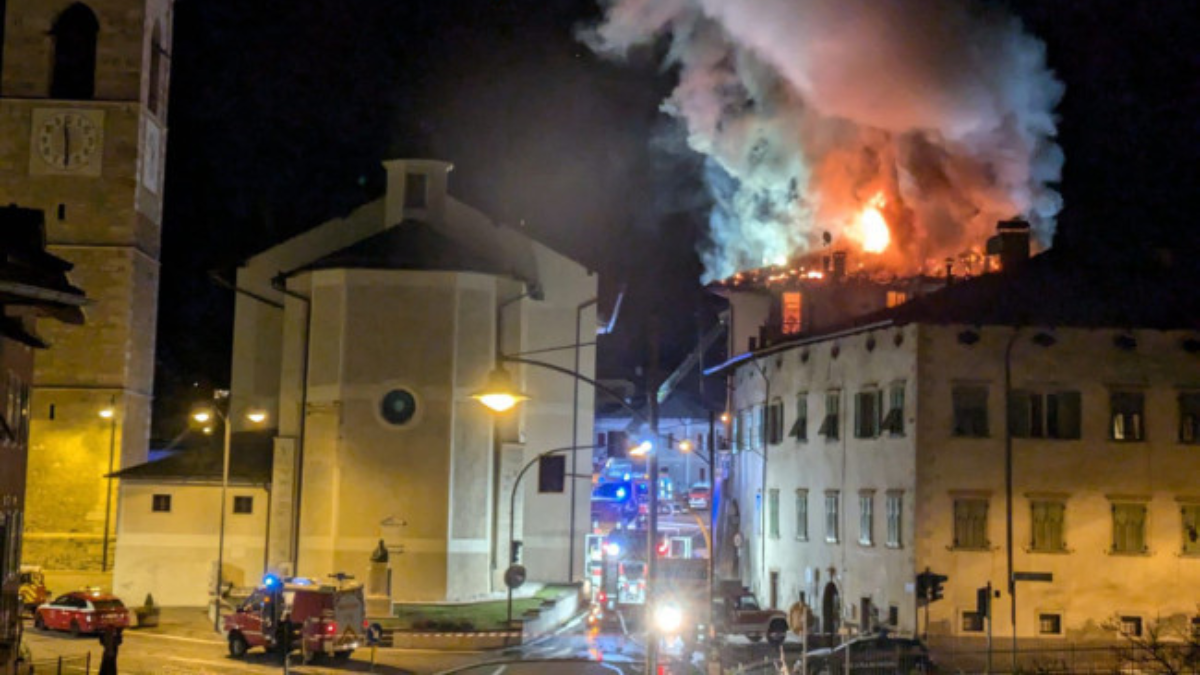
[98,626,123,675]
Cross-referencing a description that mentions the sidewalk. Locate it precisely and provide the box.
[131,607,225,643]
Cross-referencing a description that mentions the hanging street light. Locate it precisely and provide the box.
[470,366,529,412]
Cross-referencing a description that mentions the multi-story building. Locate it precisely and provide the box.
[0,206,87,669]
[712,228,1200,659]
[0,0,173,579]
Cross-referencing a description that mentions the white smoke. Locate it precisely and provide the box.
[582,0,1065,281]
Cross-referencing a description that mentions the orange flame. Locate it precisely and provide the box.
[858,193,890,254]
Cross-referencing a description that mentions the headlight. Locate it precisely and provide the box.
[654,604,684,634]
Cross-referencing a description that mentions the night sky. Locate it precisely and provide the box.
[151,0,1200,440]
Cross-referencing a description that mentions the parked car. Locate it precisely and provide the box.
[715,588,788,645]
[804,633,936,674]
[688,483,711,510]
[34,590,130,636]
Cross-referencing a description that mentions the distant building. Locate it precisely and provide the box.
[0,0,174,579]
[711,226,1200,659]
[0,206,87,669]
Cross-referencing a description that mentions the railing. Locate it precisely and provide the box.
[25,653,92,674]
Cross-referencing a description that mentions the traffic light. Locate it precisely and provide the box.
[930,573,948,601]
[916,569,949,604]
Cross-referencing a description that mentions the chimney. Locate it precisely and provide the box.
[986,218,1031,272]
[832,251,847,281]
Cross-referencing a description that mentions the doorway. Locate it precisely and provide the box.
[822,582,841,637]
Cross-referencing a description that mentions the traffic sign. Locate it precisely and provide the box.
[366,622,384,646]
[504,564,527,590]
[1013,571,1053,582]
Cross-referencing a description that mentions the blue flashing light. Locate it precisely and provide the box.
[616,488,627,499]
[623,473,631,481]
[263,574,281,588]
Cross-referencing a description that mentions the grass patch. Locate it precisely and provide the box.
[382,586,568,632]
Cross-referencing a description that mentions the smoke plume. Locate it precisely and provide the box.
[582,0,1065,281]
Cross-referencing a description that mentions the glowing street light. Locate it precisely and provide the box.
[470,367,529,413]
[678,439,694,453]
[629,440,653,457]
[246,410,267,424]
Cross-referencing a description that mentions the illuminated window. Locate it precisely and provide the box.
[886,290,908,308]
[1110,392,1144,441]
[1040,613,1062,635]
[781,292,802,334]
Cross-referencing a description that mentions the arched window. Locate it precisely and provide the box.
[51,3,99,100]
[147,22,162,115]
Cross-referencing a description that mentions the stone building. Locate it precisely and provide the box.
[0,206,87,669]
[0,0,172,579]
[712,232,1200,658]
[111,158,598,605]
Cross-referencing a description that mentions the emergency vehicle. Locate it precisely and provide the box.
[222,574,365,663]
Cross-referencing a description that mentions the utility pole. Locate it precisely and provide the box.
[646,318,661,675]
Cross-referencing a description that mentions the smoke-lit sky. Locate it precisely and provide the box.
[154,0,1200,437]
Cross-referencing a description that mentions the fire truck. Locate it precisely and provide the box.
[222,574,365,663]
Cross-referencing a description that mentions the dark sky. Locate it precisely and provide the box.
[152,0,1200,439]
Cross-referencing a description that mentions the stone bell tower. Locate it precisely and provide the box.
[0,0,173,575]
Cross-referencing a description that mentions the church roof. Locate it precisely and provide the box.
[295,218,527,280]
[111,429,274,485]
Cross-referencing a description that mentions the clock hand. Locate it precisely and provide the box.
[63,124,70,167]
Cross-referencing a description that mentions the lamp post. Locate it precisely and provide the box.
[503,444,599,626]
[99,397,117,572]
[192,391,267,632]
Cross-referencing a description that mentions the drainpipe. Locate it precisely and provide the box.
[569,297,598,582]
[271,275,311,572]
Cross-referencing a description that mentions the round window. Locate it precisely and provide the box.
[380,389,417,426]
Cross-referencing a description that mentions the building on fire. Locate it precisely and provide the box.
[111,158,600,605]
[709,222,1200,655]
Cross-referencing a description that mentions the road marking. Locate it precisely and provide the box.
[126,631,225,646]
[488,666,507,675]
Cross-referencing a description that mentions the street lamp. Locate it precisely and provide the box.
[99,399,117,572]
[470,367,528,413]
[191,391,268,632]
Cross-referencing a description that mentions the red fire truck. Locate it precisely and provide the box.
[222,574,365,663]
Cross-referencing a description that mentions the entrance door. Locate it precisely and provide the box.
[822,582,841,636]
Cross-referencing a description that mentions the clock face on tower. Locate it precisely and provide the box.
[29,109,106,176]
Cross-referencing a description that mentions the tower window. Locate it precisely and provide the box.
[148,23,164,115]
[51,3,100,100]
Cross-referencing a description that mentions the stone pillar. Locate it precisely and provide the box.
[365,540,391,618]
